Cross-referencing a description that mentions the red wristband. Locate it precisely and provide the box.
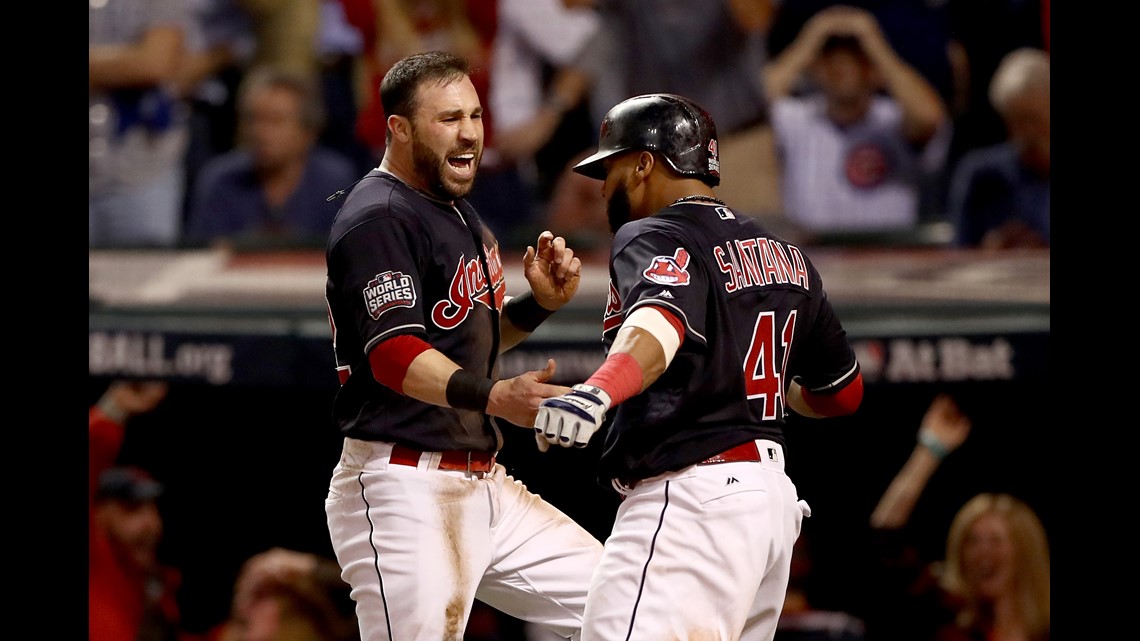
[585,352,643,407]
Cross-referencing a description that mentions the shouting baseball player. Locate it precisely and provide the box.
[533,93,864,641]
[322,51,602,641]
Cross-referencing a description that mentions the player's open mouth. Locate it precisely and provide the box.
[448,153,476,176]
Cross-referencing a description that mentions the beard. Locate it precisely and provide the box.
[607,182,633,234]
[411,132,479,200]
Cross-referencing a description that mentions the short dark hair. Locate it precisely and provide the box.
[238,65,327,133]
[379,51,471,130]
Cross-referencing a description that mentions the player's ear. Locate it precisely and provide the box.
[388,114,412,143]
[636,151,654,176]
[630,151,655,187]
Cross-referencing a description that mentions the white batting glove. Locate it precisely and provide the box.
[534,384,611,450]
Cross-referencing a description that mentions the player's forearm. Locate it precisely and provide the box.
[584,306,685,405]
[499,292,557,353]
[398,349,465,407]
[787,372,863,418]
[786,379,826,418]
[370,338,502,413]
[582,319,677,409]
[607,327,667,392]
[499,316,532,352]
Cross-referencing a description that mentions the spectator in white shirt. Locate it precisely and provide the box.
[762,4,950,240]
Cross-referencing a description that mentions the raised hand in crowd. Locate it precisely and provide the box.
[871,393,972,530]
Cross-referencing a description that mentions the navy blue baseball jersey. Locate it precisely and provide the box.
[324,169,507,451]
[598,201,860,484]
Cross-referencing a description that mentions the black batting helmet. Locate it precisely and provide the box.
[573,93,720,186]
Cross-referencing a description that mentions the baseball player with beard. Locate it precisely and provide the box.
[323,51,602,641]
[533,93,865,641]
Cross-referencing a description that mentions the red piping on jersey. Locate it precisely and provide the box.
[370,335,433,394]
[648,304,685,343]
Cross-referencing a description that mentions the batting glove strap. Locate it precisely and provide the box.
[567,384,612,409]
[534,384,612,449]
[541,395,596,419]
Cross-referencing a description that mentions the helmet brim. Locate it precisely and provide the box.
[571,148,618,180]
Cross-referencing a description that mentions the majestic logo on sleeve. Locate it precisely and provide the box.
[431,244,506,330]
[642,247,691,286]
[363,271,416,320]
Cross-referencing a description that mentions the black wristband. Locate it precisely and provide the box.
[503,291,555,333]
[445,369,494,412]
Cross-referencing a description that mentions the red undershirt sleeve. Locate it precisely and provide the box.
[369,334,434,394]
[800,372,863,417]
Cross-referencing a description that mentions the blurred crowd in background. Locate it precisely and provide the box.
[89,0,1049,256]
[89,1,1051,640]
[90,378,1052,641]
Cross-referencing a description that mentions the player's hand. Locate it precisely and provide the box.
[486,359,571,430]
[523,231,582,311]
[534,384,611,451]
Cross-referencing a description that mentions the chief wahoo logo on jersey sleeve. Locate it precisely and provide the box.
[642,247,691,286]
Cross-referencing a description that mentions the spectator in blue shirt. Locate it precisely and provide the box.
[947,48,1049,250]
[185,65,358,248]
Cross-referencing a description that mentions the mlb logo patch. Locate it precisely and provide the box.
[767,447,779,463]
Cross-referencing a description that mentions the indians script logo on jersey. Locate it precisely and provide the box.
[363,271,416,320]
[431,244,506,329]
[642,247,691,286]
[603,280,623,333]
